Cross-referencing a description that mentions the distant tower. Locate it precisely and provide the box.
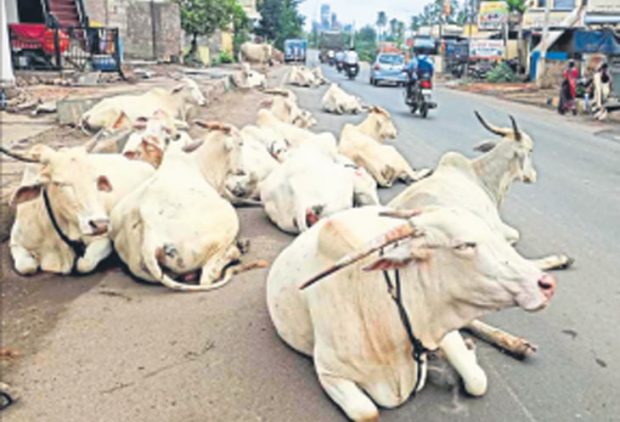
[331,12,338,30]
[320,4,330,30]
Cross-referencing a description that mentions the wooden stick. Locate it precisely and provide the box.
[464,319,538,360]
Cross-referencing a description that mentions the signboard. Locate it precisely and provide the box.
[588,0,620,13]
[478,1,509,31]
[469,39,505,60]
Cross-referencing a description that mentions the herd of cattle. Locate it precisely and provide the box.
[2,61,572,420]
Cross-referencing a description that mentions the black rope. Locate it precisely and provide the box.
[382,268,427,398]
[43,189,87,272]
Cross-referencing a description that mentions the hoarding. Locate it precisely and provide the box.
[469,39,505,60]
[478,1,509,31]
[588,0,620,13]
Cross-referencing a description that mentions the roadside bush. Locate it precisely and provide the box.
[486,62,518,83]
[218,51,234,64]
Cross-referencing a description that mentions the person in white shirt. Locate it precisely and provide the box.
[343,47,359,77]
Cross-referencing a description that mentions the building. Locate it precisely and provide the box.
[320,4,330,31]
[238,0,261,26]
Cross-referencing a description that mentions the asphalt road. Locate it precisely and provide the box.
[3,63,619,422]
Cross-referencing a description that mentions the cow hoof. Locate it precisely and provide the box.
[76,257,97,274]
[559,256,575,269]
[463,366,487,397]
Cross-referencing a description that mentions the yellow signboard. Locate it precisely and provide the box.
[478,1,509,31]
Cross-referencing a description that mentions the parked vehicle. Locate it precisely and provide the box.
[370,53,407,86]
[284,39,307,64]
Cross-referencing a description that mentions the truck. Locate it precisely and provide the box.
[284,39,308,63]
[318,31,346,63]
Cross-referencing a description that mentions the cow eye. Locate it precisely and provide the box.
[454,242,477,251]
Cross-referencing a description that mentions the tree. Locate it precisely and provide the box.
[376,11,387,41]
[256,0,305,50]
[177,0,245,60]
[389,18,399,39]
[354,25,378,62]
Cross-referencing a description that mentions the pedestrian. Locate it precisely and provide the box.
[592,62,613,120]
[559,60,579,115]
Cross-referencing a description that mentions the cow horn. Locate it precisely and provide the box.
[0,146,40,163]
[509,115,522,141]
[474,111,507,137]
[299,221,420,290]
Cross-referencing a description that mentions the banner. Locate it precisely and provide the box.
[588,0,620,13]
[469,39,505,60]
[478,1,509,31]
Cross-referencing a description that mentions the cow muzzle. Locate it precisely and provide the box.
[537,274,556,301]
[87,218,110,236]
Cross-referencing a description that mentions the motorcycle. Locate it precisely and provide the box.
[336,59,344,73]
[343,62,359,80]
[404,71,437,118]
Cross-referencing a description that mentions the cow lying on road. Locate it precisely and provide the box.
[110,138,256,291]
[388,112,573,271]
[80,77,206,132]
[339,107,429,187]
[267,205,557,421]
[260,145,379,233]
[4,145,154,275]
[322,83,365,115]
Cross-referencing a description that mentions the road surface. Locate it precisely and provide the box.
[2,63,619,422]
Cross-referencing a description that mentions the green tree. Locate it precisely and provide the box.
[177,0,245,60]
[256,0,305,50]
[354,25,378,62]
[376,11,387,41]
[389,18,399,39]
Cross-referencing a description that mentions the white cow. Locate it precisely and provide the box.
[239,42,274,65]
[339,107,428,187]
[288,66,324,88]
[260,146,379,233]
[261,95,317,128]
[322,83,365,115]
[234,63,267,89]
[389,112,572,270]
[80,77,206,132]
[5,145,154,275]
[267,205,557,421]
[110,139,250,291]
[256,109,337,155]
[240,125,290,162]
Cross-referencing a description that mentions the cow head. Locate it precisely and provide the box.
[473,112,536,184]
[9,145,114,237]
[337,156,380,206]
[122,111,178,167]
[303,207,556,317]
[171,77,206,107]
[368,106,397,141]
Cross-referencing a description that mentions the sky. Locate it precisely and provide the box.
[299,0,437,30]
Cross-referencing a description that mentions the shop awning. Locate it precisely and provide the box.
[573,29,620,55]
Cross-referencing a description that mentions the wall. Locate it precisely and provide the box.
[84,0,182,61]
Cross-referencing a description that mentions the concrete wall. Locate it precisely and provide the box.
[84,0,183,61]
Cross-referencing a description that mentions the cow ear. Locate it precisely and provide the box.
[171,84,185,94]
[112,111,131,130]
[473,140,497,153]
[11,183,43,206]
[97,175,113,192]
[123,151,138,160]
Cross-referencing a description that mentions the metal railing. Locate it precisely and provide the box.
[9,25,121,74]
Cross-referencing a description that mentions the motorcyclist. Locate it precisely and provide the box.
[405,54,434,99]
[335,49,345,71]
[343,46,360,77]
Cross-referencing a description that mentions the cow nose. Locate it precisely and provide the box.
[89,218,110,235]
[537,274,556,300]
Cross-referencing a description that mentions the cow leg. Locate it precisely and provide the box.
[317,371,379,422]
[500,223,520,245]
[76,238,112,273]
[10,244,38,275]
[531,254,574,271]
[439,330,487,397]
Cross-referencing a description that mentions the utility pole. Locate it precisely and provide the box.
[537,0,551,87]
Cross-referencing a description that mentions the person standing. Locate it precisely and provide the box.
[559,60,579,115]
[592,62,613,120]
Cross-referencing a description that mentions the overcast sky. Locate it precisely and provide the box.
[299,0,441,30]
